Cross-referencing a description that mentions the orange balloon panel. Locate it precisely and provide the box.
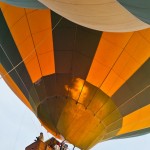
[118,105,150,135]
[87,31,150,96]
[0,3,55,83]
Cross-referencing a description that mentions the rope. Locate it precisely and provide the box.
[0,16,63,80]
[12,109,27,150]
[0,11,63,150]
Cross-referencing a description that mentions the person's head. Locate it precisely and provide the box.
[40,132,43,136]
[64,144,68,148]
[62,142,65,146]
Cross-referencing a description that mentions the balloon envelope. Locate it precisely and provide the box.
[0,2,150,149]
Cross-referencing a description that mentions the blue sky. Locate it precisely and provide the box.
[0,78,150,150]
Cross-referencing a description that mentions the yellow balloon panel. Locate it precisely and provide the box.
[87,32,133,89]
[0,3,55,83]
[57,99,106,149]
[118,105,150,136]
[87,31,150,96]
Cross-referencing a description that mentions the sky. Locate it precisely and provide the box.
[0,78,150,150]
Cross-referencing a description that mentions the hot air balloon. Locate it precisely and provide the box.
[0,1,150,150]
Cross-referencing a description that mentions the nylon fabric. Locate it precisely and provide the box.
[0,0,47,9]
[38,0,150,32]
[118,0,150,24]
